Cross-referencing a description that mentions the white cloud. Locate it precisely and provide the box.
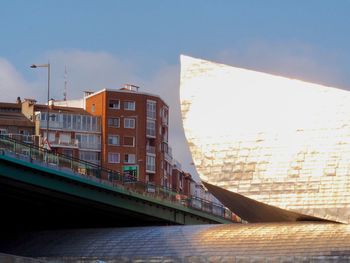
[41,50,142,101]
[0,58,32,102]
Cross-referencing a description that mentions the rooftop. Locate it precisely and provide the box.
[34,104,91,115]
[0,104,34,127]
[85,87,169,107]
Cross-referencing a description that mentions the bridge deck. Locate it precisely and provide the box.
[0,136,237,230]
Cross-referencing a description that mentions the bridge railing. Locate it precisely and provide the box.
[0,135,242,223]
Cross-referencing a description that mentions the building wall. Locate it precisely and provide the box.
[0,101,35,142]
[35,107,102,164]
[85,89,169,185]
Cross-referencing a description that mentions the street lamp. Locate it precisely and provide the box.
[30,62,50,147]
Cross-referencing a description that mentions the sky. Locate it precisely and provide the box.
[1,0,350,180]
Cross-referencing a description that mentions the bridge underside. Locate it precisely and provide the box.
[0,176,167,236]
[0,153,230,236]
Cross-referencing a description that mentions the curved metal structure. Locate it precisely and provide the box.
[2,223,350,260]
[180,55,350,223]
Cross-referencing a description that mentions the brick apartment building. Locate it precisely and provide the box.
[84,85,171,186]
[0,90,201,198]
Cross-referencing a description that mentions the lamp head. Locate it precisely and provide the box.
[30,64,37,68]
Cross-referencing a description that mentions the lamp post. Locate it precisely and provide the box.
[30,62,50,148]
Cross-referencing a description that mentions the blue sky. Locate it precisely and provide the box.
[1,0,349,178]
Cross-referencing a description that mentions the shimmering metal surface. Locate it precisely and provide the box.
[180,55,350,223]
[2,223,350,261]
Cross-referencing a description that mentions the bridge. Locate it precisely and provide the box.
[0,136,237,234]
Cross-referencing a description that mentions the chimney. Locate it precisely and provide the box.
[123,84,140,92]
[23,98,37,105]
[49,99,55,109]
[16,97,21,104]
[84,91,94,97]
[22,98,37,121]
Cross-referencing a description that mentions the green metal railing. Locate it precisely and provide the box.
[0,135,242,223]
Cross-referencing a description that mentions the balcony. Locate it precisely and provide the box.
[164,145,172,163]
[161,117,168,126]
[146,145,156,155]
[164,151,172,163]
[162,135,168,143]
[50,138,79,148]
[2,134,34,144]
[38,114,101,133]
[78,142,101,151]
[146,164,156,173]
[146,129,156,138]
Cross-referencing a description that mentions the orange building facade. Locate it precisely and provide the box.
[85,86,171,186]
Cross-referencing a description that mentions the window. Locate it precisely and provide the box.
[91,104,95,113]
[62,114,72,129]
[108,135,119,145]
[146,155,156,172]
[92,117,97,131]
[82,116,87,130]
[80,151,100,164]
[109,100,120,109]
[124,118,135,129]
[59,133,71,144]
[108,152,120,163]
[162,128,168,142]
[19,130,30,135]
[147,100,156,119]
[73,115,81,130]
[162,107,169,123]
[50,113,58,122]
[146,120,156,137]
[108,118,120,127]
[96,117,101,132]
[43,131,56,142]
[86,116,91,130]
[124,101,135,111]
[76,133,101,150]
[41,113,47,121]
[124,154,136,164]
[124,136,135,147]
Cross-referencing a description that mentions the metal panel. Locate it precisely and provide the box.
[180,55,350,223]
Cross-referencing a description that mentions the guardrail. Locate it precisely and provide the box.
[0,133,35,144]
[0,135,242,223]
